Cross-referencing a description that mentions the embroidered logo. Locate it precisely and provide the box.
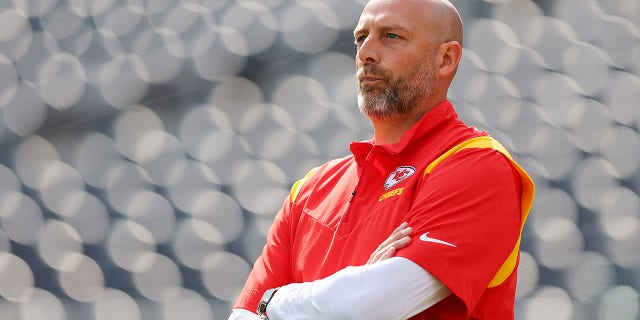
[419,232,457,247]
[379,188,403,201]
[384,166,416,190]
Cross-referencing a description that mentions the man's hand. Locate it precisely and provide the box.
[367,222,413,265]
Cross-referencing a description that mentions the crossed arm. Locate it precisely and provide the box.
[228,223,452,320]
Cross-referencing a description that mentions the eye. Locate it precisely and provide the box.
[385,33,400,40]
[354,35,367,45]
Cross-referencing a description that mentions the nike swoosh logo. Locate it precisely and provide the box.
[419,232,457,247]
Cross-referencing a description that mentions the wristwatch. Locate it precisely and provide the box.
[256,288,279,319]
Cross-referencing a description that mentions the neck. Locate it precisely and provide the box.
[371,98,445,145]
[370,114,420,145]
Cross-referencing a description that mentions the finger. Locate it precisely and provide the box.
[369,238,399,264]
[367,246,394,264]
[395,222,409,232]
[367,235,412,264]
[372,230,410,260]
[381,246,396,260]
[395,224,412,238]
[395,235,411,248]
[376,225,412,250]
[382,235,412,254]
[367,223,413,265]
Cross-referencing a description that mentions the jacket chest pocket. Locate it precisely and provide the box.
[301,193,351,230]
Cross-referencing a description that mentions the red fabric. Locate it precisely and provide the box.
[234,100,525,319]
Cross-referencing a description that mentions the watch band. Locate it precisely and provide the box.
[257,288,279,319]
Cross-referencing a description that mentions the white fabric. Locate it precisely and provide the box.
[246,257,451,320]
[229,308,262,320]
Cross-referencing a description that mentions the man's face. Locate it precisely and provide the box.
[354,0,439,120]
[356,55,436,120]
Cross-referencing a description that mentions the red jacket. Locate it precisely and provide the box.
[234,100,535,319]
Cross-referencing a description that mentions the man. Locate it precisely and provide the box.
[229,0,535,319]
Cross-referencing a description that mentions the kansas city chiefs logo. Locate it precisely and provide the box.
[384,166,416,190]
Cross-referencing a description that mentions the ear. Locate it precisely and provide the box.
[437,41,462,78]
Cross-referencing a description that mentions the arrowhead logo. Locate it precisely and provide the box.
[384,166,416,190]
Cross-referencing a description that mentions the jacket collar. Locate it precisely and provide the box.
[350,100,457,161]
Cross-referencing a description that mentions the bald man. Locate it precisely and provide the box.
[229,0,534,319]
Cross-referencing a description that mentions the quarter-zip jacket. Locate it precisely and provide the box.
[235,100,535,319]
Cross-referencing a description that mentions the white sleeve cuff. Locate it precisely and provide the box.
[228,308,262,320]
[267,257,451,320]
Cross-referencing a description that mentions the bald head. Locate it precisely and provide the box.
[426,0,463,45]
[354,0,465,125]
[361,0,463,46]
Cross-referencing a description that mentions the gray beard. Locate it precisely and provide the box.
[357,64,436,120]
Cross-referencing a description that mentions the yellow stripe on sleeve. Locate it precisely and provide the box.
[290,167,319,203]
[421,136,536,288]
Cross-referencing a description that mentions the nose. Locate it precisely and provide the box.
[356,37,379,65]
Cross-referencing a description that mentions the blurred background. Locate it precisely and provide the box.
[0,0,638,319]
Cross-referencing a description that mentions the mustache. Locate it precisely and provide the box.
[357,65,390,80]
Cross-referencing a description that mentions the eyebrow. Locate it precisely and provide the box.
[354,24,409,37]
[379,24,408,33]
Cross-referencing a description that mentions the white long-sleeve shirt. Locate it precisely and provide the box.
[228,257,451,320]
